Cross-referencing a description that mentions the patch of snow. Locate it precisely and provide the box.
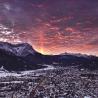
[0,72,20,77]
[0,81,24,84]
[0,65,55,78]
[0,66,8,72]
[84,96,91,98]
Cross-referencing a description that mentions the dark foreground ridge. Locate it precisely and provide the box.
[0,42,98,71]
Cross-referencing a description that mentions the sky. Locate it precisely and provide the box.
[0,0,98,56]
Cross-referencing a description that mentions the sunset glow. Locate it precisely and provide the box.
[0,0,98,56]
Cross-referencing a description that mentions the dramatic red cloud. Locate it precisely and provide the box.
[0,0,98,56]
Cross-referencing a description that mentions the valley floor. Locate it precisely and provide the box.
[0,66,98,98]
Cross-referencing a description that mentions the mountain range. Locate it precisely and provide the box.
[0,42,98,71]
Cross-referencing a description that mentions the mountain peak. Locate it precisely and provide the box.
[60,52,94,58]
[0,42,37,57]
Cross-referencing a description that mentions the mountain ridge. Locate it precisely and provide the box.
[0,41,97,58]
[0,42,98,71]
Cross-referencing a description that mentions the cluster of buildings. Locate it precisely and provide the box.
[0,66,98,98]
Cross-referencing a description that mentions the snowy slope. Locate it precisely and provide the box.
[0,42,36,57]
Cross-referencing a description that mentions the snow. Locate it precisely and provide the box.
[0,71,20,77]
[0,66,8,72]
[0,42,36,57]
[84,96,91,98]
[0,81,24,84]
[60,52,90,58]
[0,65,55,78]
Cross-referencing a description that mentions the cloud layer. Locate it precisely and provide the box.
[0,0,98,55]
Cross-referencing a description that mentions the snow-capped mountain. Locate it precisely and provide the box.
[0,42,38,57]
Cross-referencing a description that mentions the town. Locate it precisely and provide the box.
[0,66,98,98]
